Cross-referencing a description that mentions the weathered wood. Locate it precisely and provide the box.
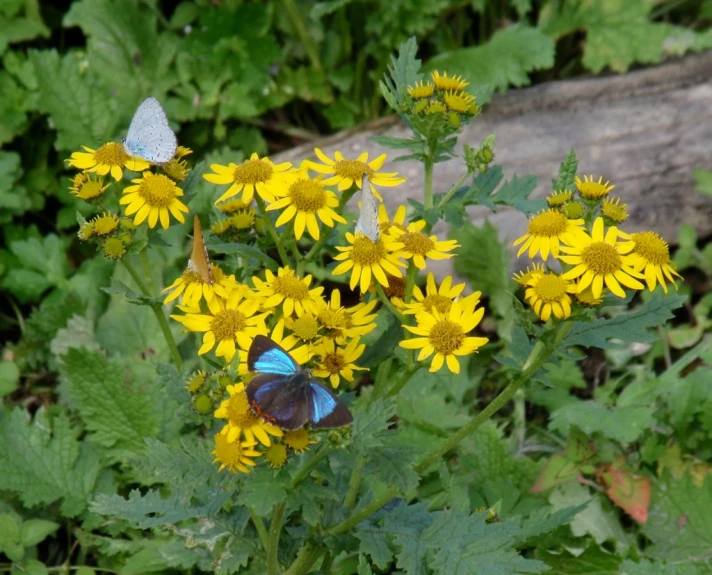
[276,51,712,275]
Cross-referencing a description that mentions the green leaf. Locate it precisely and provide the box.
[382,36,422,108]
[562,295,686,349]
[237,467,287,516]
[30,50,119,150]
[19,520,59,547]
[0,409,101,516]
[0,72,29,145]
[693,168,712,199]
[18,559,48,575]
[493,175,546,215]
[537,544,622,574]
[2,234,70,302]
[0,0,49,54]
[643,473,712,561]
[552,149,578,192]
[59,348,167,458]
[355,529,393,570]
[0,512,22,559]
[0,360,19,397]
[619,559,709,575]
[0,151,29,221]
[549,400,654,443]
[205,240,279,269]
[100,282,161,307]
[425,26,554,104]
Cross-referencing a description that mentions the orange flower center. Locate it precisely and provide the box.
[94,142,130,166]
[273,273,310,301]
[350,235,387,266]
[631,232,670,265]
[581,242,622,275]
[422,294,452,314]
[322,352,345,374]
[333,160,373,182]
[532,274,569,303]
[137,173,180,208]
[233,158,273,185]
[224,390,259,428]
[402,231,435,255]
[527,210,568,237]
[289,178,327,212]
[428,319,464,355]
[211,309,247,341]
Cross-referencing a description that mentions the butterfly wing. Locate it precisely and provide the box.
[246,372,310,431]
[123,97,177,164]
[307,380,353,429]
[247,335,299,376]
[188,215,212,283]
[354,174,380,242]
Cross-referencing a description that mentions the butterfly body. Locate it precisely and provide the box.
[246,335,353,431]
[123,97,177,164]
[188,215,212,284]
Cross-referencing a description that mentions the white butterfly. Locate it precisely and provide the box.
[355,174,380,242]
[123,97,177,164]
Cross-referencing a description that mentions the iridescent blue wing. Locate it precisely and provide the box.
[307,381,353,429]
[248,335,298,376]
[246,372,310,431]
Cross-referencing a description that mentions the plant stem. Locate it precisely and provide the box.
[385,363,423,398]
[326,487,399,536]
[660,334,712,383]
[423,148,435,210]
[266,503,286,575]
[343,458,365,509]
[290,443,330,488]
[404,262,418,304]
[280,0,323,71]
[122,258,183,371]
[139,248,155,292]
[375,283,406,323]
[282,540,324,575]
[249,508,270,552]
[256,196,290,267]
[436,172,470,208]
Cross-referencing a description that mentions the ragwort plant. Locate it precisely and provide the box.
[54,39,687,575]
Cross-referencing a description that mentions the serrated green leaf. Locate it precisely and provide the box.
[59,348,167,457]
[562,295,686,349]
[355,529,393,570]
[537,544,622,574]
[425,26,554,104]
[0,409,100,516]
[549,400,653,443]
[237,466,287,516]
[19,520,59,548]
[494,175,546,215]
[2,234,70,302]
[620,558,709,575]
[0,360,19,398]
[383,36,422,107]
[0,512,21,554]
[552,149,578,192]
[205,240,278,269]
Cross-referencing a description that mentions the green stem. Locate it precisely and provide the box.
[384,363,423,398]
[343,458,365,509]
[375,283,406,323]
[404,262,418,304]
[266,504,286,575]
[122,258,183,371]
[436,172,470,208]
[249,508,269,552]
[423,151,435,210]
[139,249,155,292]
[256,196,290,267]
[660,334,712,383]
[281,0,323,71]
[327,487,399,536]
[290,443,330,488]
[282,540,324,575]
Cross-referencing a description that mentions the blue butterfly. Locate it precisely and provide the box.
[123,97,177,164]
[246,335,353,431]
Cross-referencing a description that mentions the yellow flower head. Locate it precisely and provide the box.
[70,172,110,201]
[547,190,573,207]
[252,266,324,317]
[90,212,120,236]
[575,175,615,200]
[216,198,251,214]
[214,382,283,445]
[102,237,126,260]
[170,290,268,364]
[601,197,629,224]
[407,81,435,99]
[425,102,447,115]
[402,273,468,316]
[312,337,367,388]
[513,209,586,260]
[378,203,407,235]
[431,71,469,91]
[265,443,288,468]
[77,221,95,241]
[266,171,346,241]
[68,143,150,181]
[400,296,488,374]
[186,370,208,393]
[559,217,645,299]
[622,231,681,293]
[120,172,189,229]
[161,146,193,181]
[512,263,546,286]
[212,430,261,474]
[315,289,378,343]
[389,220,460,270]
[332,231,406,294]
[303,148,406,195]
[231,209,256,230]
[203,153,293,205]
[443,90,477,115]
[284,428,316,452]
[163,265,241,307]
[576,286,604,307]
[524,272,577,321]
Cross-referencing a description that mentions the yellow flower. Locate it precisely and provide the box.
[512,263,546,286]
[69,172,110,201]
[212,432,261,474]
[547,190,573,207]
[576,286,603,307]
[575,175,614,200]
[237,319,312,376]
[265,443,288,468]
[286,313,323,344]
[231,209,256,230]
[443,90,478,114]
[601,197,629,224]
[378,203,407,235]
[266,172,346,240]
[186,370,207,393]
[559,217,645,299]
[163,265,242,307]
[382,273,407,301]
[389,220,460,269]
[431,71,469,91]
[561,202,586,220]
[284,428,316,452]
[315,288,378,343]
[622,231,681,293]
[407,81,435,99]
[402,273,468,316]
[203,153,293,204]
[120,172,189,229]
[333,231,406,294]
[89,212,120,236]
[425,102,447,114]
[171,291,268,364]
[102,237,126,259]
[216,199,251,214]
[214,382,283,445]
[400,297,488,374]
[513,209,586,260]
[313,337,367,388]
[161,146,193,182]
[303,148,405,195]
[252,267,324,317]
[68,142,150,181]
[524,272,577,321]
[77,221,95,241]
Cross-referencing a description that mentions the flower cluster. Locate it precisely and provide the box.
[406,71,481,131]
[514,176,681,321]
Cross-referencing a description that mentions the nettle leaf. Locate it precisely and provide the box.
[59,348,171,458]
[551,149,578,192]
[0,408,100,517]
[562,295,686,349]
[425,25,554,104]
[643,473,712,561]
